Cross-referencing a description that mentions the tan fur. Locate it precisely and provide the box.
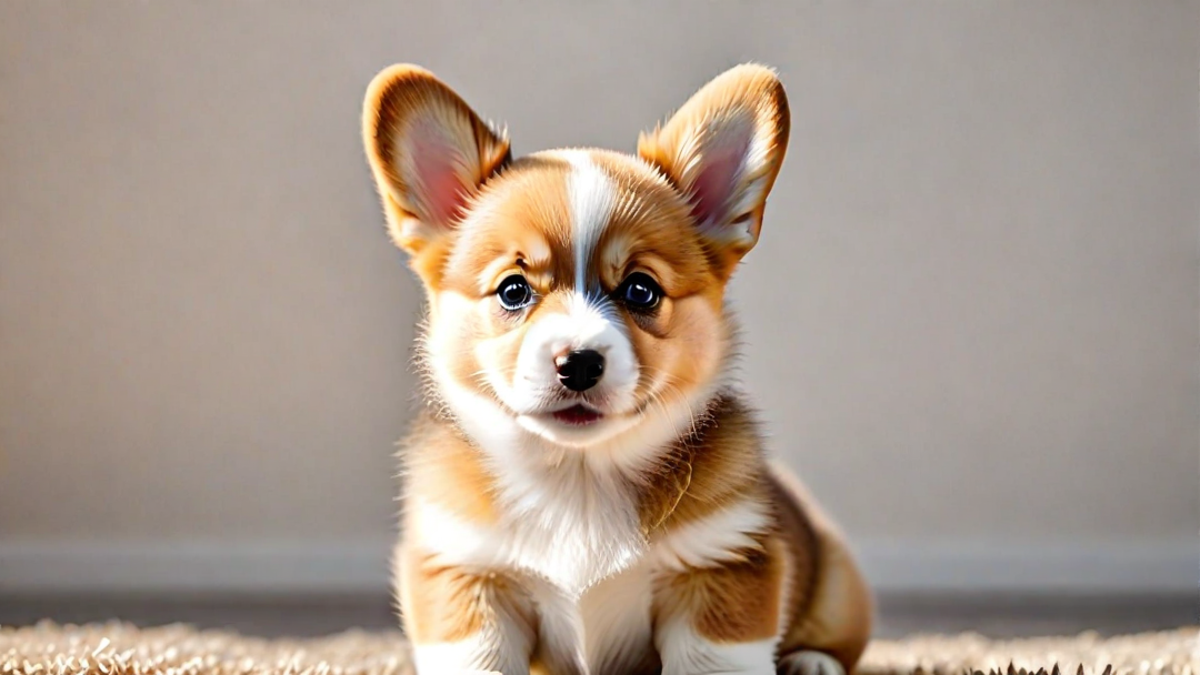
[637,396,767,532]
[771,464,875,672]
[363,62,872,675]
[439,156,574,296]
[655,536,786,643]
[401,415,499,526]
[641,397,871,671]
[397,546,537,646]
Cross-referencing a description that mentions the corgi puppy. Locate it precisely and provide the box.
[361,63,873,675]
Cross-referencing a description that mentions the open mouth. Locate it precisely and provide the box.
[550,404,604,426]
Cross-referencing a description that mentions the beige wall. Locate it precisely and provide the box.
[1,1,1196,590]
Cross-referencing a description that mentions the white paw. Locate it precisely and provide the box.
[778,651,845,675]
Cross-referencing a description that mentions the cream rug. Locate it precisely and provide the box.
[1,622,1196,675]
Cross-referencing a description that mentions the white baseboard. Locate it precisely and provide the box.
[852,537,1197,594]
[0,539,394,594]
[0,536,1194,595]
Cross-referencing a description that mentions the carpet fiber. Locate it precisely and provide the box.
[1,622,1196,675]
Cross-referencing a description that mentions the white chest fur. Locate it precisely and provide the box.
[499,458,647,595]
[415,453,647,591]
[577,558,657,673]
[411,460,657,674]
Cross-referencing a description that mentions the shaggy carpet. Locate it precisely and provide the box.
[0,622,1196,675]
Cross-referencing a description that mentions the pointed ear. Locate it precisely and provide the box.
[638,64,789,268]
[362,64,511,255]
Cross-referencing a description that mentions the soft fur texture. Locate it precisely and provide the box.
[361,63,872,675]
[1,623,1196,675]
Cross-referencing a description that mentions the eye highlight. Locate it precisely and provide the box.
[615,272,663,311]
[496,275,533,311]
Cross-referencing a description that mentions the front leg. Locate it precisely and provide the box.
[397,547,536,675]
[652,542,786,675]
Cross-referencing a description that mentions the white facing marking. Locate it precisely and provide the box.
[580,557,656,674]
[656,619,779,675]
[559,150,616,293]
[652,497,772,571]
[410,497,503,568]
[525,576,588,675]
[411,621,532,675]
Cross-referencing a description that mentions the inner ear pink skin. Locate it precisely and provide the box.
[688,120,754,228]
[410,122,470,226]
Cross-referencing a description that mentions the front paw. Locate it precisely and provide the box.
[411,641,524,675]
[778,651,845,675]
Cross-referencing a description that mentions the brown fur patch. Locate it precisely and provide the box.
[771,467,874,672]
[767,471,822,644]
[401,413,499,525]
[654,536,786,643]
[397,548,536,646]
[636,395,767,534]
[440,155,574,297]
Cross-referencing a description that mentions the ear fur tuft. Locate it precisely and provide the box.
[638,63,790,265]
[362,64,511,255]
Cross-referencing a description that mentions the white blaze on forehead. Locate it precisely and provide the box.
[557,150,617,292]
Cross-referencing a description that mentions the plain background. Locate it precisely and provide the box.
[1,0,1197,594]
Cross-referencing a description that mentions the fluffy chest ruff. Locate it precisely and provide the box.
[398,395,779,675]
[403,428,664,674]
[408,431,653,597]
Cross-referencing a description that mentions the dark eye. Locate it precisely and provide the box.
[617,272,663,311]
[497,275,533,311]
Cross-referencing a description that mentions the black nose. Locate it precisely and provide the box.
[557,350,605,392]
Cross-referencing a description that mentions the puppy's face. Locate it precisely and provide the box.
[363,65,788,451]
[424,150,725,448]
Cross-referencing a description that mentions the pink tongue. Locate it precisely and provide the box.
[554,405,601,425]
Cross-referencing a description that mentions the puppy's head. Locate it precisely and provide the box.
[363,64,788,454]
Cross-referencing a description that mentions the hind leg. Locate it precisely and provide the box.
[768,464,873,675]
[778,527,873,675]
